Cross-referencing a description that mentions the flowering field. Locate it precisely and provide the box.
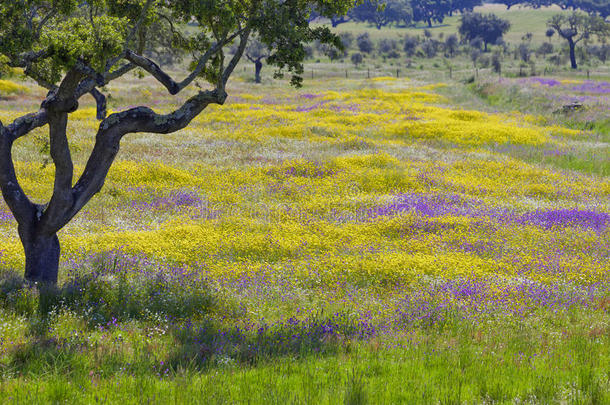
[0,75,609,402]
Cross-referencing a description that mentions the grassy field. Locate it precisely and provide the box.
[0,7,609,403]
[329,4,581,45]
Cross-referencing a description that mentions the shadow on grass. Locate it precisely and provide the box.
[0,266,372,376]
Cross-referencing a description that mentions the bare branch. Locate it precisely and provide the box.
[36,9,57,39]
[0,127,37,225]
[90,88,108,120]
[39,112,74,234]
[6,110,49,142]
[223,27,252,85]
[14,48,53,68]
[124,29,244,95]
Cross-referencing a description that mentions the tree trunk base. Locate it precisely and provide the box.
[23,233,60,284]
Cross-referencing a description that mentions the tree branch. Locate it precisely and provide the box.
[6,110,49,142]
[36,69,84,233]
[39,112,74,234]
[13,48,53,68]
[68,89,227,222]
[223,27,252,85]
[0,127,37,225]
[124,28,244,94]
[90,88,108,120]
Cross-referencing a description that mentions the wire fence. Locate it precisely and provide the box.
[238,63,609,84]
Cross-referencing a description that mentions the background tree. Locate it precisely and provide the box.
[245,39,270,84]
[459,13,511,52]
[449,0,482,15]
[351,0,411,29]
[0,0,355,284]
[547,12,609,68]
[351,52,364,66]
[497,0,525,9]
[491,51,503,77]
[411,0,452,27]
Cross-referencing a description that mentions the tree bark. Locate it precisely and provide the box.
[21,229,60,284]
[254,60,262,83]
[568,38,577,69]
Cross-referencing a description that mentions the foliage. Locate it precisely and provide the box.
[459,12,511,52]
[411,0,452,28]
[403,35,420,56]
[357,33,375,53]
[351,0,413,29]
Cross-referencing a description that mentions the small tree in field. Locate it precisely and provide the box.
[459,12,511,52]
[0,0,354,284]
[547,12,609,69]
[245,39,270,84]
[351,52,364,66]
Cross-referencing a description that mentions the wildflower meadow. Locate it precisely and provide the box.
[0,69,608,403]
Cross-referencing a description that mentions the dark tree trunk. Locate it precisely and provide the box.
[484,42,488,52]
[427,18,432,28]
[568,39,577,69]
[21,229,60,284]
[254,60,262,84]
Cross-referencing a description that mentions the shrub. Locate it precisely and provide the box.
[339,32,354,50]
[357,33,374,54]
[537,42,554,56]
[422,41,437,58]
[403,35,419,57]
[378,38,398,54]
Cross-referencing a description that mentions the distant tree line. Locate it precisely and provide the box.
[497,0,609,18]
[311,0,609,29]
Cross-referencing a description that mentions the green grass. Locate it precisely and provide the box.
[330,4,577,45]
[0,305,608,404]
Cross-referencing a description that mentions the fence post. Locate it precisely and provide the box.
[396,69,399,78]
[367,68,370,79]
[346,70,348,79]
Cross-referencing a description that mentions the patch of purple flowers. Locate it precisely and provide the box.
[294,101,329,113]
[368,194,610,232]
[298,93,321,100]
[572,81,610,94]
[517,209,610,232]
[526,77,561,87]
[0,209,12,223]
[367,193,513,222]
[131,190,204,211]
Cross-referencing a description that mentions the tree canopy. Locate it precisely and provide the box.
[0,0,355,283]
[459,12,511,52]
